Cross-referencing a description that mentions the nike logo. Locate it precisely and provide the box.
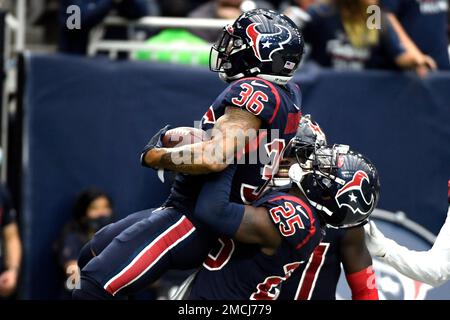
[251,80,268,88]
[296,205,310,220]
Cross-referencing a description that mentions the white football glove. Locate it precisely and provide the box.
[364,220,390,258]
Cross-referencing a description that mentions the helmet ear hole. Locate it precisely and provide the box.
[321,188,333,200]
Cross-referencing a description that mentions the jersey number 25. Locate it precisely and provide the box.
[269,202,305,237]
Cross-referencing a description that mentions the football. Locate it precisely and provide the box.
[162,127,208,148]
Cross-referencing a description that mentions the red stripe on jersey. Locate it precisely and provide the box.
[284,112,301,134]
[296,243,329,300]
[104,216,195,295]
[256,78,281,124]
[268,195,316,250]
[203,238,235,271]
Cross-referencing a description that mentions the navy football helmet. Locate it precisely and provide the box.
[283,114,327,161]
[289,144,380,228]
[272,115,327,187]
[210,9,305,85]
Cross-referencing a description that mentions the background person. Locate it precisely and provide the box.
[288,0,430,73]
[55,188,113,298]
[380,0,449,72]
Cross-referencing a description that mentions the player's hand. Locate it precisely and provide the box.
[364,221,388,258]
[141,125,171,154]
[0,269,18,297]
[140,125,171,168]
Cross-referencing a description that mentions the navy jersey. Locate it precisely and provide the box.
[188,191,323,300]
[303,4,405,70]
[164,77,302,213]
[381,0,450,70]
[278,227,346,300]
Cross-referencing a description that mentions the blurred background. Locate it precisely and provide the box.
[0,0,449,300]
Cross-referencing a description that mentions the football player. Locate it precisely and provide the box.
[73,9,306,299]
[274,118,379,301]
[364,180,450,287]
[186,143,380,299]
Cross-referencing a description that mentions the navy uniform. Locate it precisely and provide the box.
[189,190,323,300]
[279,226,379,301]
[278,228,346,300]
[76,77,302,298]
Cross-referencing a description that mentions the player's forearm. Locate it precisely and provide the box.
[142,107,260,174]
[143,142,229,175]
[194,165,245,237]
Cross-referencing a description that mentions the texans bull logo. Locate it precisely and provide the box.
[335,170,374,215]
[245,23,292,62]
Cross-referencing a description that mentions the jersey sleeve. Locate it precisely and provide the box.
[260,194,320,251]
[221,78,280,124]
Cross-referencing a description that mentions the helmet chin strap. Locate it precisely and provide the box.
[288,163,311,200]
[305,199,334,217]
